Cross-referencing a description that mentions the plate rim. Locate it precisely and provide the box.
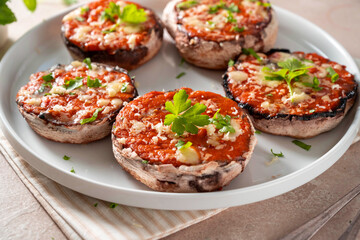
[0,4,359,210]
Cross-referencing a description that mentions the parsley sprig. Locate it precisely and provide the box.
[86,76,102,88]
[177,0,198,10]
[210,109,235,133]
[63,77,83,90]
[80,108,103,125]
[164,90,210,136]
[176,140,192,150]
[302,76,322,91]
[101,2,147,24]
[327,67,339,83]
[262,58,312,100]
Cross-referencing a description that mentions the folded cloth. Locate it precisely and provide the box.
[0,130,225,240]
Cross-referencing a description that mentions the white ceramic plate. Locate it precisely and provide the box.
[0,2,359,210]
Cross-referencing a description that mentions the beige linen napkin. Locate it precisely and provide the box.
[0,130,225,240]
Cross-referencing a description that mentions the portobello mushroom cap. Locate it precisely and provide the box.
[112,88,257,192]
[61,0,164,71]
[162,0,278,70]
[16,62,138,144]
[223,49,358,138]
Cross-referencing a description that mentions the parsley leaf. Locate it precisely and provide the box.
[121,4,147,24]
[141,160,148,164]
[23,0,37,12]
[292,140,311,151]
[255,130,261,134]
[42,73,54,82]
[109,203,118,208]
[271,149,284,157]
[83,58,92,69]
[164,89,210,136]
[209,1,226,13]
[63,77,83,90]
[80,6,89,14]
[0,1,17,25]
[302,76,322,91]
[101,1,120,22]
[80,108,103,125]
[177,0,198,10]
[257,1,271,7]
[38,82,52,93]
[228,59,235,67]
[227,3,239,12]
[226,10,236,23]
[63,155,70,160]
[121,82,128,93]
[210,109,235,133]
[70,167,75,173]
[262,58,312,100]
[242,48,262,62]
[94,203,98,207]
[231,26,244,32]
[86,76,102,88]
[326,67,339,83]
[176,140,192,150]
[176,72,186,79]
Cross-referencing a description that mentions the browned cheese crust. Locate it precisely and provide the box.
[162,0,278,69]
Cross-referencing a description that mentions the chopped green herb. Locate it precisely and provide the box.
[80,108,103,125]
[42,73,54,82]
[0,2,17,25]
[75,16,84,22]
[266,93,273,97]
[109,203,118,208]
[63,77,83,90]
[177,0,198,10]
[83,58,92,69]
[68,92,76,96]
[309,109,315,113]
[262,58,312,100]
[227,3,239,12]
[228,59,235,67]
[141,160,149,164]
[94,203,98,207]
[303,59,313,63]
[80,6,89,14]
[326,67,339,83]
[70,167,75,173]
[176,140,192,150]
[121,82,129,93]
[63,155,70,160]
[44,93,52,96]
[292,140,311,151]
[179,58,185,66]
[121,4,147,24]
[176,72,186,79]
[38,82,52,93]
[231,26,244,32]
[271,149,284,157]
[242,48,262,62]
[255,130,261,134]
[257,1,271,7]
[164,89,210,136]
[101,1,120,22]
[63,0,77,6]
[302,76,322,91]
[23,0,37,11]
[209,1,226,13]
[226,10,236,23]
[210,109,235,133]
[87,76,102,88]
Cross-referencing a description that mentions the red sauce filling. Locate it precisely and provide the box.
[17,64,135,124]
[113,88,254,167]
[226,52,357,117]
[62,0,157,52]
[177,0,271,42]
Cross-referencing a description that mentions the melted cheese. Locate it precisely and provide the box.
[228,71,249,84]
[222,119,243,142]
[175,147,200,165]
[130,120,146,135]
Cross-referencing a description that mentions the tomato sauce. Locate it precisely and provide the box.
[62,0,158,52]
[225,52,357,117]
[16,62,136,124]
[176,0,271,42]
